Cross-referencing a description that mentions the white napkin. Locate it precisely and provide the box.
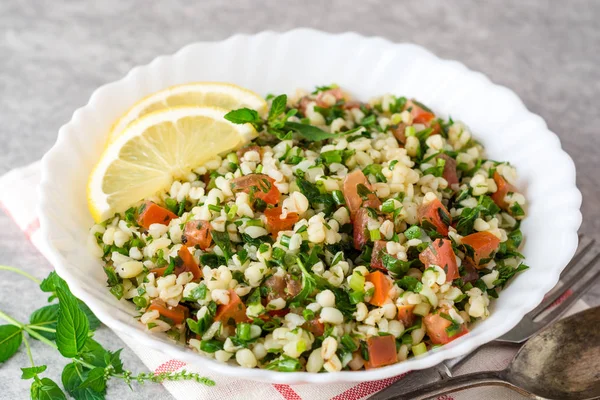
[0,161,588,400]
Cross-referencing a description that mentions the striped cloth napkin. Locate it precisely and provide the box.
[0,161,588,400]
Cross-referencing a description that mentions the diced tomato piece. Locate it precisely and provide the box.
[263,273,302,302]
[429,119,442,136]
[316,88,347,106]
[215,289,249,326]
[136,201,177,230]
[151,246,202,280]
[342,101,366,110]
[353,208,370,250]
[423,311,469,345]
[461,231,500,269]
[236,145,261,160]
[231,173,280,205]
[365,270,392,307]
[264,207,299,236]
[182,220,212,250]
[365,335,398,368]
[419,239,459,282]
[437,154,459,186]
[396,304,416,328]
[303,318,325,337]
[177,246,202,280]
[392,123,408,145]
[406,100,435,125]
[148,299,188,325]
[343,170,381,217]
[371,240,389,271]
[418,197,451,237]
[491,171,516,211]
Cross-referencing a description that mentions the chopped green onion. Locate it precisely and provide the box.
[349,271,365,292]
[227,204,238,220]
[208,204,222,212]
[381,199,396,213]
[236,323,252,341]
[412,342,427,356]
[227,152,239,164]
[302,309,315,321]
[349,290,364,304]
[245,219,263,227]
[332,190,345,205]
[200,340,223,353]
[341,334,358,352]
[280,235,291,248]
[255,164,263,173]
[369,229,381,241]
[132,296,147,308]
[272,247,286,260]
[258,243,270,254]
[404,225,422,240]
[405,126,416,137]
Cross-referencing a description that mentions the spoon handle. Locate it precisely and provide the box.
[377,370,532,400]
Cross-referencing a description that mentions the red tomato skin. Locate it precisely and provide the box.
[264,207,299,236]
[365,335,398,368]
[461,231,500,269]
[353,208,370,250]
[437,154,459,186]
[148,299,188,325]
[406,100,435,124]
[491,171,516,211]
[343,170,381,217]
[137,201,177,230]
[231,174,280,205]
[419,239,459,282]
[417,197,451,237]
[396,304,416,328]
[182,220,212,250]
[214,289,249,325]
[370,240,388,271]
[423,312,469,345]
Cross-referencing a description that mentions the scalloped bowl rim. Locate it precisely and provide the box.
[38,29,582,384]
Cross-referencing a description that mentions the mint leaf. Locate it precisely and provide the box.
[29,304,59,340]
[284,121,338,141]
[79,337,109,368]
[268,94,287,124]
[40,271,59,293]
[21,365,47,379]
[108,349,124,374]
[0,325,22,363]
[224,108,261,125]
[30,377,66,400]
[55,279,89,357]
[78,301,101,331]
[78,367,107,392]
[62,363,105,400]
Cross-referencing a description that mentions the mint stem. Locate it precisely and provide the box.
[22,334,35,367]
[0,265,41,284]
[0,310,24,327]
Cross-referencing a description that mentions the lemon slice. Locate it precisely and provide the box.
[88,106,256,222]
[107,82,266,144]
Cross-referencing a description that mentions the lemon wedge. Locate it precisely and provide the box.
[107,82,266,144]
[88,106,256,222]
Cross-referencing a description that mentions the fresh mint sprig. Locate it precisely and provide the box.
[0,266,215,399]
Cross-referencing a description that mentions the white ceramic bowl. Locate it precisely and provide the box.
[38,29,582,384]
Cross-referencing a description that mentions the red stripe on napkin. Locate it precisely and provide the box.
[273,384,302,400]
[154,360,187,374]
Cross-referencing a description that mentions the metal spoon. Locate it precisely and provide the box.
[381,306,600,400]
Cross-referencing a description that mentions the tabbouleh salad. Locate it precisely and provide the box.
[88,85,528,372]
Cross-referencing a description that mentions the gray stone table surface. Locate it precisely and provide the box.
[1,0,599,399]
